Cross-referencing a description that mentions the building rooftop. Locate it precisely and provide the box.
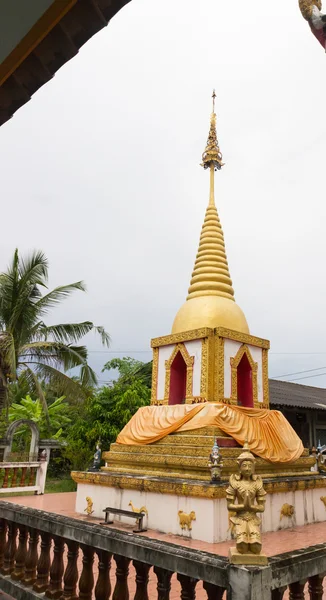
[269,378,326,411]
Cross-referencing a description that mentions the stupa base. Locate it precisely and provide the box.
[228,548,268,566]
[72,470,326,544]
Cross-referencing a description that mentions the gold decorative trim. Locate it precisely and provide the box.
[208,333,215,400]
[151,347,159,404]
[214,336,225,403]
[230,345,259,408]
[262,348,269,407]
[218,337,225,402]
[200,339,208,398]
[216,328,270,350]
[164,343,195,404]
[72,471,326,500]
[151,328,213,348]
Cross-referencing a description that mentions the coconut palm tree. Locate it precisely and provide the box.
[0,249,110,413]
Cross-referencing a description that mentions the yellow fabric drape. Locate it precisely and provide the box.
[116,403,304,463]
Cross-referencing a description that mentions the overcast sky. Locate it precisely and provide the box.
[1,0,326,387]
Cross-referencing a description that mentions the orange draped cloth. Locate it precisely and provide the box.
[116,403,303,463]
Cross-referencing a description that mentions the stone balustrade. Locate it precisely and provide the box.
[0,501,326,599]
[0,462,42,494]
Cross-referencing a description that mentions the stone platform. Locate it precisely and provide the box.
[72,470,326,543]
[101,427,314,481]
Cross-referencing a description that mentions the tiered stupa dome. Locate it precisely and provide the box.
[172,93,249,335]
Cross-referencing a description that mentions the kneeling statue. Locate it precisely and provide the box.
[88,442,102,472]
[226,442,267,565]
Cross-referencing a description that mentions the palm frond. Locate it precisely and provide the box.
[35,282,87,316]
[33,363,88,402]
[94,326,111,348]
[80,363,98,388]
[0,331,16,379]
[20,342,89,372]
[33,322,95,344]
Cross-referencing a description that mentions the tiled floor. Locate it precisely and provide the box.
[2,492,326,598]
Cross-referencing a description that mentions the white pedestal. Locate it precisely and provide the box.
[75,481,326,544]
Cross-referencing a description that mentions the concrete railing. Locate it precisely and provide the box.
[0,501,326,599]
[0,455,48,495]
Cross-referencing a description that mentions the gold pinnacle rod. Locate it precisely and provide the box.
[209,163,215,206]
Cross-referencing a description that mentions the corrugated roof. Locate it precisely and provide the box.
[269,379,326,410]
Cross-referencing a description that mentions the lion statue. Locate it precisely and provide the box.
[280,504,295,521]
[178,510,196,531]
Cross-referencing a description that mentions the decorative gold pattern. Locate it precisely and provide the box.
[262,348,269,407]
[178,510,196,531]
[84,497,94,516]
[217,337,225,402]
[216,328,270,350]
[72,471,326,499]
[230,345,259,407]
[201,91,224,171]
[299,0,321,20]
[151,347,159,404]
[164,343,195,403]
[128,501,148,515]
[151,328,212,348]
[280,504,295,520]
[200,338,208,397]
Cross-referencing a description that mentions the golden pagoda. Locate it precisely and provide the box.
[72,95,320,544]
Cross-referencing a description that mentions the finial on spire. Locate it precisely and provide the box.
[201,91,224,172]
[212,89,216,112]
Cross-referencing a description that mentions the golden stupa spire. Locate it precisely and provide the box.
[187,92,233,302]
[172,92,249,334]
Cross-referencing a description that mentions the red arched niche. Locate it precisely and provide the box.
[237,353,253,408]
[169,351,187,405]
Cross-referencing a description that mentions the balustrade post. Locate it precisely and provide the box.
[1,522,17,575]
[20,466,27,486]
[289,581,306,600]
[46,535,65,599]
[0,519,7,570]
[79,544,95,600]
[272,588,287,600]
[177,574,198,600]
[28,467,37,486]
[23,528,39,586]
[308,574,325,600]
[11,467,18,487]
[133,560,151,600]
[112,555,130,600]
[154,567,173,600]
[33,531,52,592]
[62,540,79,600]
[12,525,28,580]
[2,467,9,488]
[203,581,225,599]
[95,550,112,600]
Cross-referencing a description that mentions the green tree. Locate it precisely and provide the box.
[9,394,71,439]
[0,249,110,414]
[65,357,151,470]
[102,356,152,387]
